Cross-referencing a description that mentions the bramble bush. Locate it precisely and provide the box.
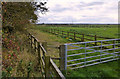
[2,29,36,77]
[2,32,21,77]
[2,2,48,77]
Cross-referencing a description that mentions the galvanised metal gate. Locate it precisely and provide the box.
[63,39,120,70]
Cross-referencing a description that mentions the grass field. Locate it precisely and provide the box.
[66,60,120,78]
[35,24,118,39]
[29,24,120,78]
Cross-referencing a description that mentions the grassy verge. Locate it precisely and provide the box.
[2,31,42,77]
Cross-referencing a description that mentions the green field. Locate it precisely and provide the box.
[66,60,120,78]
[29,24,120,78]
[35,24,118,39]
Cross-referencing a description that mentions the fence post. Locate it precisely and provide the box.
[51,29,53,34]
[52,29,54,34]
[62,31,63,36]
[58,29,59,36]
[58,30,60,35]
[74,32,76,40]
[57,30,58,35]
[95,35,97,45]
[82,34,84,42]
[112,40,115,48]
[54,29,56,35]
[50,29,52,33]
[51,29,52,33]
[48,29,49,33]
[31,35,33,51]
[59,45,67,71]
[37,42,40,65]
[54,29,55,34]
[45,55,50,78]
[42,42,47,52]
[34,37,36,52]
[67,32,69,37]
[49,29,51,33]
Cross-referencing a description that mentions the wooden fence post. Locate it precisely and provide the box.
[54,29,55,34]
[57,30,59,35]
[47,29,49,33]
[52,29,54,34]
[52,29,53,34]
[50,29,52,33]
[62,31,63,36]
[58,30,60,35]
[74,32,76,40]
[113,40,115,48]
[49,29,51,33]
[28,33,30,44]
[37,42,40,65]
[56,29,57,35]
[31,35,33,51]
[45,55,50,78]
[34,37,36,52]
[95,35,97,45]
[118,40,120,50]
[51,29,52,33]
[67,32,69,37]
[42,42,47,52]
[54,29,56,35]
[47,29,48,32]
[82,34,84,42]
[59,45,67,71]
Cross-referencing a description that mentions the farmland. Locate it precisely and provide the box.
[28,24,120,78]
[35,24,118,38]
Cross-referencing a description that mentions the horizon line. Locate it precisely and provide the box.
[36,23,118,24]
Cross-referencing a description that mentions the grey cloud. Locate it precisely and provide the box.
[51,2,104,13]
[51,4,71,12]
[77,2,104,8]
[87,2,104,6]
[37,1,117,24]
[88,8,93,10]
[52,7,70,12]
[38,15,79,23]
[37,15,116,23]
[78,16,115,23]
[82,16,87,17]
[52,16,78,22]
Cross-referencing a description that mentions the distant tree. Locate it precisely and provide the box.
[2,2,48,31]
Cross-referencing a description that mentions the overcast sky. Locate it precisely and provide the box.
[36,0,119,24]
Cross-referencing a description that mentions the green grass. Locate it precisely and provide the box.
[29,24,120,78]
[66,60,120,78]
[35,24,118,39]
[67,47,119,69]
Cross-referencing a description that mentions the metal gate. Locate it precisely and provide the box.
[64,39,120,70]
